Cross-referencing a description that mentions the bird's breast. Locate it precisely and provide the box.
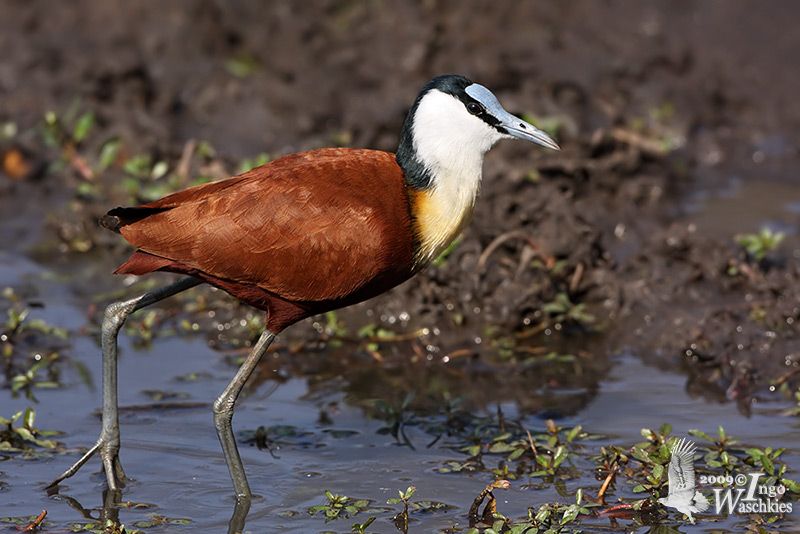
[409,172,479,266]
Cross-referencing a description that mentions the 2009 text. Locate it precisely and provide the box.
[699,474,749,486]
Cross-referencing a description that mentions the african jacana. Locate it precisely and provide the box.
[50,75,559,501]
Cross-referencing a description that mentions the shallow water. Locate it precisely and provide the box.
[684,173,800,242]
[2,237,798,533]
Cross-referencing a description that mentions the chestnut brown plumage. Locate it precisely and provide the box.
[49,75,559,516]
[105,149,416,332]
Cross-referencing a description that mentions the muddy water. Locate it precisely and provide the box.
[2,239,799,532]
[684,177,800,246]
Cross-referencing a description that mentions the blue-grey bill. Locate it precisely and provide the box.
[465,83,561,151]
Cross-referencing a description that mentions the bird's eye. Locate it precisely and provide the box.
[466,102,482,115]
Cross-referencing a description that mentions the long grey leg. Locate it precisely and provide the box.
[48,276,201,489]
[213,329,276,500]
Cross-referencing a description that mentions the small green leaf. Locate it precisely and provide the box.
[15,427,35,441]
[535,505,552,522]
[401,390,416,410]
[746,448,764,460]
[631,446,651,463]
[552,445,568,468]
[652,463,664,482]
[492,432,512,442]
[508,447,525,461]
[763,455,775,476]
[432,237,460,266]
[489,442,515,454]
[151,161,169,180]
[73,111,94,143]
[566,425,582,443]
[560,504,579,524]
[463,444,481,457]
[124,153,153,177]
[226,53,259,78]
[782,478,800,493]
[23,407,35,429]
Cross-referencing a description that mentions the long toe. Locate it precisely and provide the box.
[100,443,126,490]
[47,439,103,488]
[49,434,126,490]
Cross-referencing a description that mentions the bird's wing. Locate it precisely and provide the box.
[115,149,414,302]
[667,438,698,496]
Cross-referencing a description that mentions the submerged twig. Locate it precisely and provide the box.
[177,138,197,182]
[478,231,553,272]
[468,479,510,525]
[569,262,585,293]
[64,144,95,181]
[773,366,800,388]
[22,510,47,532]
[526,428,538,456]
[596,463,618,505]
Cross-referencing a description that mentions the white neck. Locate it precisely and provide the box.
[410,89,505,264]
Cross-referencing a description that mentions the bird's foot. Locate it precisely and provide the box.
[48,432,126,491]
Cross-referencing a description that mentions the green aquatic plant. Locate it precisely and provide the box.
[2,287,69,400]
[351,516,376,534]
[736,228,784,262]
[0,407,59,451]
[308,491,381,522]
[542,292,595,327]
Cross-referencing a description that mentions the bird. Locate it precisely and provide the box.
[49,74,560,502]
[658,438,709,523]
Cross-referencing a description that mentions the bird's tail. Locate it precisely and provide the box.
[693,492,710,512]
[100,206,171,233]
